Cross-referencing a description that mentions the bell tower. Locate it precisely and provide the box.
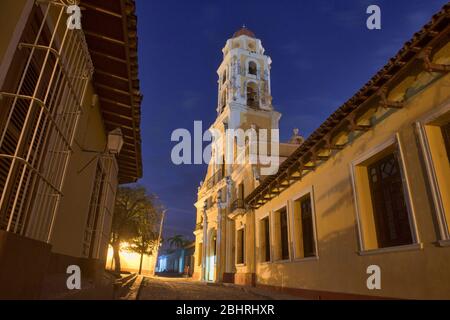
[193,27,281,283]
[217,26,274,115]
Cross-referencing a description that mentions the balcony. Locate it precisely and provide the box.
[206,169,224,189]
[231,199,246,214]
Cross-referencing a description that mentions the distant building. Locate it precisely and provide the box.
[193,4,450,300]
[0,0,142,299]
[157,242,195,276]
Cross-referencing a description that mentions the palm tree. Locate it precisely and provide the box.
[167,234,186,249]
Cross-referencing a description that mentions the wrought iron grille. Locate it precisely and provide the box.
[0,0,94,243]
[82,155,118,259]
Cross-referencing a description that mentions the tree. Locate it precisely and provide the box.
[126,209,161,274]
[167,234,187,249]
[110,186,163,273]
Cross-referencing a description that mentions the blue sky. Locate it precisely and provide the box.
[135,0,448,241]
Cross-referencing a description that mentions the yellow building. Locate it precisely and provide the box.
[194,5,450,299]
[0,0,142,299]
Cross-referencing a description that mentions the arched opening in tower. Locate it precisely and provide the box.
[247,82,259,109]
[248,61,257,76]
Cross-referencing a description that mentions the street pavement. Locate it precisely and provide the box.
[138,277,303,300]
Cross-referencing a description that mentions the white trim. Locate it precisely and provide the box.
[350,135,420,251]
[259,212,270,220]
[272,202,288,214]
[291,186,315,204]
[396,132,421,244]
[293,256,319,263]
[271,259,291,265]
[350,162,366,251]
[351,136,397,165]
[358,243,423,256]
[416,98,450,124]
[415,100,450,241]
[271,203,291,262]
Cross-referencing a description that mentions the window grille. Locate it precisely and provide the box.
[0,1,94,243]
[83,161,106,258]
[82,156,118,259]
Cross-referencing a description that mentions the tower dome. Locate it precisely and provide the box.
[232,26,255,38]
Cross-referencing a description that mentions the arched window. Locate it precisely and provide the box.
[248,61,257,76]
[220,89,227,111]
[246,82,259,109]
[222,70,227,84]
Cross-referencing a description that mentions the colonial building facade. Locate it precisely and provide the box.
[194,4,450,300]
[0,0,142,299]
[193,27,302,284]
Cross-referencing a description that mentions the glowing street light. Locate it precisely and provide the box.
[107,128,124,154]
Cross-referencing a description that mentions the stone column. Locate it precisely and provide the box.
[201,202,208,282]
[215,206,223,282]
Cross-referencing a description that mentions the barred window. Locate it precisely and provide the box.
[0,2,93,242]
[293,193,317,259]
[83,161,106,258]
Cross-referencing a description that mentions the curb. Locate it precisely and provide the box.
[124,275,144,300]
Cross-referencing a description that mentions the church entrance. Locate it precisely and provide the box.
[206,229,217,282]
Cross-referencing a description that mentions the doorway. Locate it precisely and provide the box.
[206,229,217,282]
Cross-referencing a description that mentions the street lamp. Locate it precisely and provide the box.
[107,128,124,154]
[78,127,124,174]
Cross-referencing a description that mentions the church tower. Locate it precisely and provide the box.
[193,27,281,284]
[214,26,281,176]
[216,26,279,130]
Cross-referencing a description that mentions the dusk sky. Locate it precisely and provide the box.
[134,0,448,241]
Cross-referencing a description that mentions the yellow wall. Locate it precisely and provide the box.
[106,245,157,276]
[254,71,450,299]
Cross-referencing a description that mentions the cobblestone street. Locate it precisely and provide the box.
[138,277,302,300]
